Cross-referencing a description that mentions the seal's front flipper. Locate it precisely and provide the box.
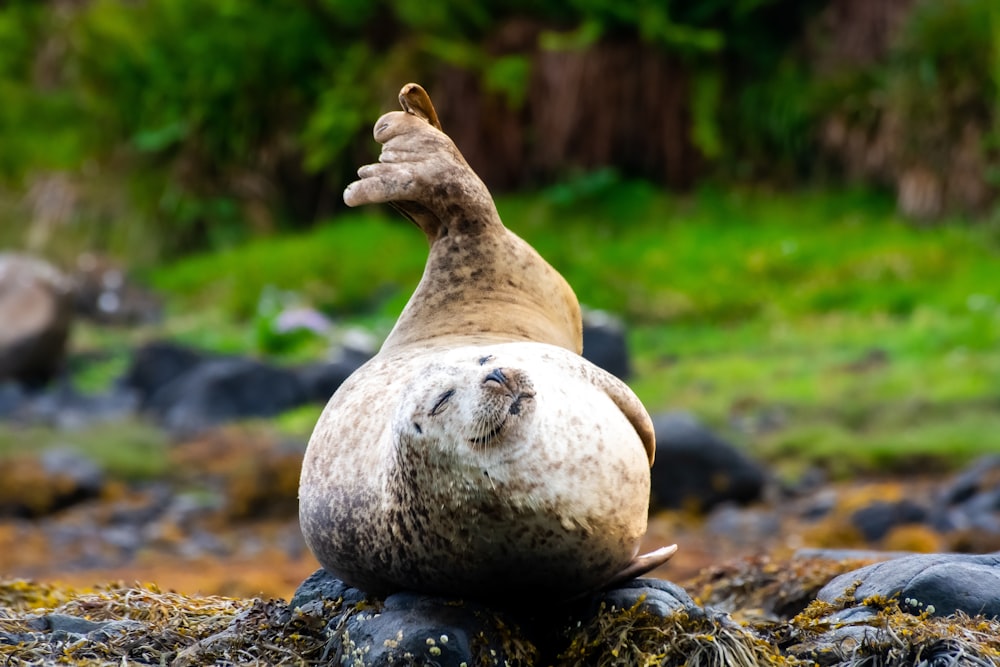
[604,544,679,589]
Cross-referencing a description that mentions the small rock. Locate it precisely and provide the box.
[122,341,207,408]
[850,499,929,541]
[290,568,369,610]
[148,357,306,435]
[649,411,768,511]
[705,505,782,546]
[581,309,631,379]
[295,359,364,403]
[288,570,532,666]
[596,577,706,619]
[817,552,1000,618]
[342,592,522,667]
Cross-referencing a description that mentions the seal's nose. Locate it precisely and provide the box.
[484,368,507,386]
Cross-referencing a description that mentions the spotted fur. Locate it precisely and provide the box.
[299,84,674,602]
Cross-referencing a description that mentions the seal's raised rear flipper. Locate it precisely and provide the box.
[604,545,679,589]
[399,83,442,131]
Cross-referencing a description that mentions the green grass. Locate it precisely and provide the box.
[0,420,169,480]
[73,184,1000,477]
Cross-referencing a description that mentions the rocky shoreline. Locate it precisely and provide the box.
[3,551,999,666]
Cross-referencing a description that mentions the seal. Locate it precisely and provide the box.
[299,83,676,602]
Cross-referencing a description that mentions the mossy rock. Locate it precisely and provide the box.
[3,555,1000,666]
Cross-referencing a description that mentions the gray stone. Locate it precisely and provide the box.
[289,567,369,610]
[817,552,1000,618]
[581,309,632,380]
[598,577,706,619]
[649,411,768,511]
[339,592,514,667]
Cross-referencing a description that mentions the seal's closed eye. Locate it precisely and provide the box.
[429,389,455,416]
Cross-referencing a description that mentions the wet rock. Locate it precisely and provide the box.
[850,499,929,541]
[16,381,137,429]
[596,577,706,619]
[0,253,75,386]
[581,309,631,379]
[288,569,533,666]
[341,592,523,667]
[28,613,144,642]
[148,357,306,435]
[932,455,1000,545]
[295,359,363,403]
[705,505,782,546]
[939,454,1000,506]
[122,341,209,408]
[289,568,369,610]
[817,552,1000,618]
[124,340,370,432]
[0,382,25,418]
[649,411,768,511]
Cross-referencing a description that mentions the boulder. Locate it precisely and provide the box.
[581,309,632,380]
[850,499,929,541]
[147,357,306,435]
[0,253,74,386]
[649,411,768,511]
[122,341,208,408]
[817,552,1000,619]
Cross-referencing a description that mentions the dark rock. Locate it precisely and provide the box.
[295,359,363,403]
[597,577,706,619]
[705,505,782,546]
[581,310,632,380]
[289,570,530,666]
[817,552,1000,618]
[122,341,208,408]
[792,548,911,563]
[938,454,1000,506]
[931,455,1000,539]
[649,411,768,511]
[0,253,75,386]
[289,568,368,610]
[341,592,521,667]
[0,381,25,418]
[148,357,306,435]
[19,381,137,429]
[850,499,929,541]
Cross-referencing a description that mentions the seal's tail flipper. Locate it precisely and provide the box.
[604,544,679,589]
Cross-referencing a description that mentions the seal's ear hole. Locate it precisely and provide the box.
[413,422,423,434]
[478,355,494,366]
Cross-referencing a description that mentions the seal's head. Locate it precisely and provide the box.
[398,355,535,454]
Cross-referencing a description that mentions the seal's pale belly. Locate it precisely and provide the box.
[298,343,651,600]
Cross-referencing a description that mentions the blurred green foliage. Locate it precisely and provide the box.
[0,0,997,258]
[140,184,1000,475]
[0,0,824,256]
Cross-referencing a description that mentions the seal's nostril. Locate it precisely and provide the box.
[484,368,507,386]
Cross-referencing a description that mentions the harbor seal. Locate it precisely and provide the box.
[299,83,676,602]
